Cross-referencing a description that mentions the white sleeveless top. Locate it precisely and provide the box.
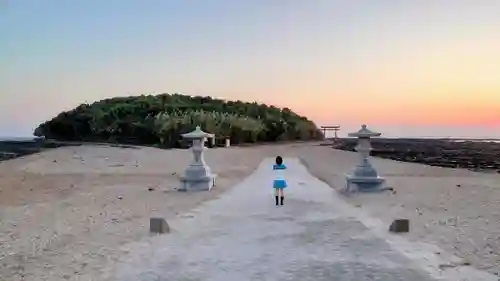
[273,165,286,181]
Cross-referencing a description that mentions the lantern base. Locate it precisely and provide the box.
[352,159,379,178]
[344,174,385,193]
[178,174,216,192]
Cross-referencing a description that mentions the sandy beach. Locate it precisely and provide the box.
[1,142,500,280]
[298,145,500,276]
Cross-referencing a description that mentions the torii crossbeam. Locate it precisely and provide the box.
[320,125,340,140]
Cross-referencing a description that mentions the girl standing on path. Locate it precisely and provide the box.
[273,156,287,206]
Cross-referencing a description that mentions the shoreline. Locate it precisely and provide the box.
[333,137,500,173]
[0,138,319,162]
[3,137,500,172]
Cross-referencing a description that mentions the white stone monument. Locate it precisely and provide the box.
[344,124,385,193]
[178,126,216,192]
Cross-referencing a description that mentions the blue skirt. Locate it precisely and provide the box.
[273,179,287,189]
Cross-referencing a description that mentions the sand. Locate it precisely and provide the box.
[0,144,268,281]
[1,142,499,280]
[297,145,500,276]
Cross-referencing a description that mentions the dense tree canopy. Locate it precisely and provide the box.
[34,94,323,147]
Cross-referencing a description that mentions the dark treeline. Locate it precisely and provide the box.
[34,94,323,148]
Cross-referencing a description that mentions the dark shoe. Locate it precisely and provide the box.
[280,196,284,205]
[275,196,279,205]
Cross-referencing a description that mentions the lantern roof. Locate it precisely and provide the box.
[348,124,381,138]
[181,126,214,139]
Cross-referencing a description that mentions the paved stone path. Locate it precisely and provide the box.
[107,158,495,281]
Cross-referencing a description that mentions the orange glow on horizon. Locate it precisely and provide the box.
[278,89,500,127]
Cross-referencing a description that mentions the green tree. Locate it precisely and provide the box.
[35,94,323,147]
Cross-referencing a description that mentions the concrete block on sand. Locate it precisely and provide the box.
[150,218,170,234]
[389,219,410,233]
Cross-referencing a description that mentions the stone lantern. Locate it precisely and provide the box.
[178,126,216,192]
[344,124,385,192]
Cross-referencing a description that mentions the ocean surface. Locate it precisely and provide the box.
[0,137,43,142]
[451,139,500,143]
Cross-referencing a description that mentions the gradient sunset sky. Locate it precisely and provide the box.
[1,0,499,138]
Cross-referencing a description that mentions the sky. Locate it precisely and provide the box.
[1,0,500,138]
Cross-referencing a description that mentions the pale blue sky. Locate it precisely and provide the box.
[2,0,500,138]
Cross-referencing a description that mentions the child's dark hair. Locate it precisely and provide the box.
[275,156,283,165]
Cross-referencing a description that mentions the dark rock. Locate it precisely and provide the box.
[438,264,456,270]
[150,217,170,234]
[0,138,74,161]
[389,219,410,233]
[335,138,500,172]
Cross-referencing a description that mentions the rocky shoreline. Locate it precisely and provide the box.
[0,138,73,161]
[4,137,500,173]
[333,138,500,173]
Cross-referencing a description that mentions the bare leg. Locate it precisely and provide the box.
[279,189,284,205]
[278,189,284,197]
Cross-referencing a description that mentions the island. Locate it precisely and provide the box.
[34,94,324,148]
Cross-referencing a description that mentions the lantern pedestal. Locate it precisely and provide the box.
[179,174,216,192]
[344,124,385,193]
[178,126,216,192]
